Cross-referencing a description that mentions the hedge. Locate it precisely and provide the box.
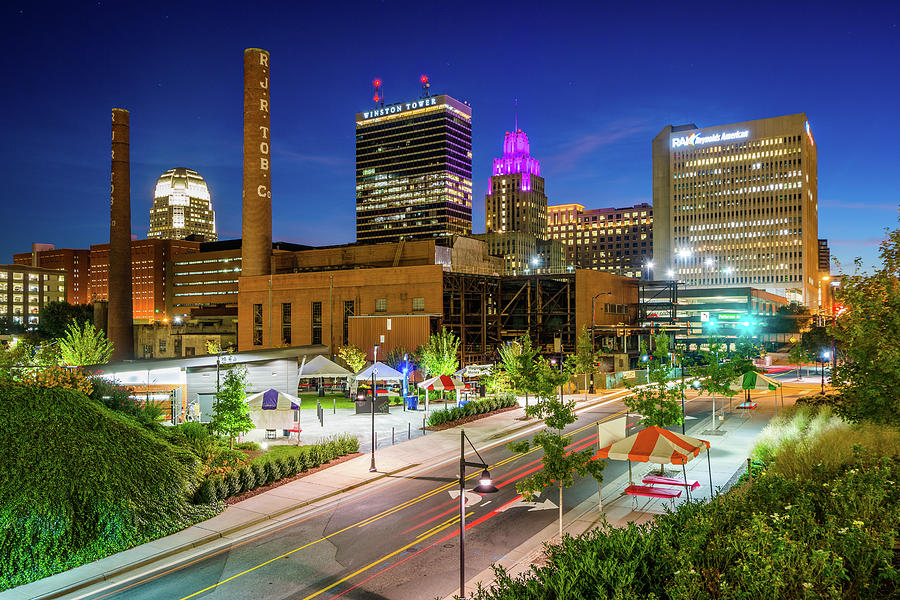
[0,383,218,591]
[469,408,900,600]
[426,395,517,427]
[194,434,359,503]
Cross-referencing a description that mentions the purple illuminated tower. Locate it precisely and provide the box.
[485,127,547,238]
[477,118,564,275]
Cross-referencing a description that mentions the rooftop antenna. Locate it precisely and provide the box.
[372,78,383,107]
[420,74,430,98]
[514,98,518,132]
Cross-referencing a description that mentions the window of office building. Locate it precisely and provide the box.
[252,303,263,346]
[343,300,354,345]
[282,302,292,345]
[311,301,322,345]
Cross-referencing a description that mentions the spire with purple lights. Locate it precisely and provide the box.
[492,129,541,191]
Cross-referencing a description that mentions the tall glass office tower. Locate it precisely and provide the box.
[652,113,818,307]
[355,94,472,243]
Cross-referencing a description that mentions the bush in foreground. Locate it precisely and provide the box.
[0,383,218,591]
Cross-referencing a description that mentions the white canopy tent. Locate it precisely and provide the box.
[299,355,353,379]
[244,388,301,442]
[355,361,405,381]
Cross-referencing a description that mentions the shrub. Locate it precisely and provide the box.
[308,446,322,468]
[234,440,261,451]
[238,465,255,493]
[274,457,290,478]
[89,377,141,417]
[0,382,220,590]
[213,476,228,501]
[194,478,217,505]
[263,461,280,485]
[225,470,242,497]
[251,462,266,487]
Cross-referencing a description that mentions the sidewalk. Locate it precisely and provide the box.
[1,391,624,600]
[447,384,815,599]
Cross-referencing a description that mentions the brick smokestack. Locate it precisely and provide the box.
[109,108,134,362]
[242,48,272,277]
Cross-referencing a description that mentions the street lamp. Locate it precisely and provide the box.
[820,350,831,395]
[666,269,675,279]
[458,429,498,599]
[644,260,654,280]
[590,291,613,393]
[370,345,380,472]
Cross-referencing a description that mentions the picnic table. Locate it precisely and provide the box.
[642,475,700,490]
[624,484,682,499]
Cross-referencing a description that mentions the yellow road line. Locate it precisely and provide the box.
[415,512,469,541]
[177,408,627,600]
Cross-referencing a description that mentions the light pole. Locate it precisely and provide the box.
[590,291,613,393]
[820,350,830,395]
[370,345,380,472]
[643,260,653,281]
[678,348,686,434]
[458,429,498,599]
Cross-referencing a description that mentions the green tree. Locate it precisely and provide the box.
[337,344,367,373]
[731,337,762,376]
[801,325,831,357]
[508,357,605,537]
[482,364,512,398]
[37,301,94,340]
[695,336,740,431]
[498,334,539,412]
[829,217,900,426]
[769,301,812,334]
[418,328,460,404]
[418,328,460,377]
[57,321,113,366]
[623,333,683,430]
[211,366,254,449]
[571,326,598,402]
[788,342,812,380]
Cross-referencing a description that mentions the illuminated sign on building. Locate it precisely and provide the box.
[362,97,438,119]
[671,129,750,148]
[718,313,742,321]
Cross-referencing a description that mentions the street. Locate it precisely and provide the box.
[72,386,747,600]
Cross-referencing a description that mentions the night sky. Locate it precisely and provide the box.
[2,1,897,270]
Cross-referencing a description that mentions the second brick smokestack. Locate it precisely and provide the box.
[242,48,272,277]
[109,108,134,362]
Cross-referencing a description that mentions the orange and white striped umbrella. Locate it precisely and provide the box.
[593,426,710,465]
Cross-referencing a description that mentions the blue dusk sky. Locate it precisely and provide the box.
[1,1,897,271]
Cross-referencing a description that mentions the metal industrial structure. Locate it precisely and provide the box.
[442,271,633,365]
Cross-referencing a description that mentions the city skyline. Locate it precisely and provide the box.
[1,1,897,271]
